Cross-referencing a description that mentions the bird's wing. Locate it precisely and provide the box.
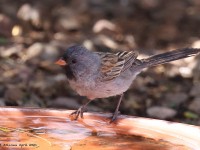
[96,51,138,81]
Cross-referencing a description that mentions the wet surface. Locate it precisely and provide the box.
[0,107,199,150]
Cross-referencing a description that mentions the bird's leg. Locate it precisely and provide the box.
[110,93,124,122]
[70,100,91,120]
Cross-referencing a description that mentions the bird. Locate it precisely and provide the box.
[55,45,200,122]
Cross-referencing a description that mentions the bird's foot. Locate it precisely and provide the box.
[110,110,120,123]
[70,106,87,120]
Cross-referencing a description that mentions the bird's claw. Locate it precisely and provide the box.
[70,106,87,120]
[110,111,120,123]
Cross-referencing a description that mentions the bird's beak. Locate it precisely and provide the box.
[55,58,67,66]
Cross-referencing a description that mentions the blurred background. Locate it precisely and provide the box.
[0,0,200,125]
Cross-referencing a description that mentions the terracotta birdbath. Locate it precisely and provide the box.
[0,107,199,150]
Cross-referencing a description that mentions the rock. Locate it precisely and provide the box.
[193,55,200,82]
[17,3,41,27]
[94,35,118,49]
[198,120,200,126]
[188,97,200,114]
[56,17,80,31]
[0,14,13,37]
[17,65,32,81]
[156,23,178,41]
[147,106,177,119]
[12,25,22,37]
[192,40,200,48]
[165,66,180,77]
[26,42,44,60]
[164,92,188,106]
[87,105,102,112]
[124,35,137,48]
[26,43,59,62]
[93,19,117,33]
[0,44,24,58]
[190,84,200,97]
[47,97,80,109]
[24,94,44,107]
[0,98,6,106]
[39,61,61,72]
[139,0,159,9]
[0,85,5,97]
[83,40,95,51]
[124,94,143,110]
[53,32,69,41]
[179,67,193,78]
[53,8,81,31]
[4,86,24,105]
[30,74,69,98]
[40,44,59,62]
[30,80,53,98]
[53,74,67,82]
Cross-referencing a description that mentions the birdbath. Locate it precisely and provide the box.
[0,107,199,150]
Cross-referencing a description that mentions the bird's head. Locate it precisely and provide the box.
[55,44,100,80]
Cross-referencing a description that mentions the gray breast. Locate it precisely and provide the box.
[91,69,138,99]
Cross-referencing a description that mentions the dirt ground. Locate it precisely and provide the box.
[0,0,200,125]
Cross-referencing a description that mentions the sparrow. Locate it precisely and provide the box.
[56,45,200,121]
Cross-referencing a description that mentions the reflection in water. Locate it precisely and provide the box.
[0,116,92,149]
[0,115,189,150]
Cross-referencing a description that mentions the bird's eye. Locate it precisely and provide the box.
[71,59,77,64]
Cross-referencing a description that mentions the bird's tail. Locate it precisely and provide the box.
[134,48,200,70]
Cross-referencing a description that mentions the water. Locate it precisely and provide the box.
[0,108,193,150]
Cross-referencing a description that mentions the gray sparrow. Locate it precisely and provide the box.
[56,45,200,121]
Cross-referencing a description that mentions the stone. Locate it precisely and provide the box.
[87,105,102,112]
[188,97,200,114]
[56,17,80,31]
[17,3,41,27]
[0,98,5,106]
[93,19,117,33]
[0,85,5,97]
[47,97,80,109]
[94,35,118,49]
[164,92,188,106]
[190,84,200,97]
[53,74,67,82]
[0,14,13,37]
[0,44,24,58]
[147,106,177,119]
[4,86,24,104]
[41,44,59,62]
[53,8,81,31]
[26,42,44,60]
[24,94,44,107]
[139,0,159,9]
[26,43,59,62]
[192,40,200,48]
